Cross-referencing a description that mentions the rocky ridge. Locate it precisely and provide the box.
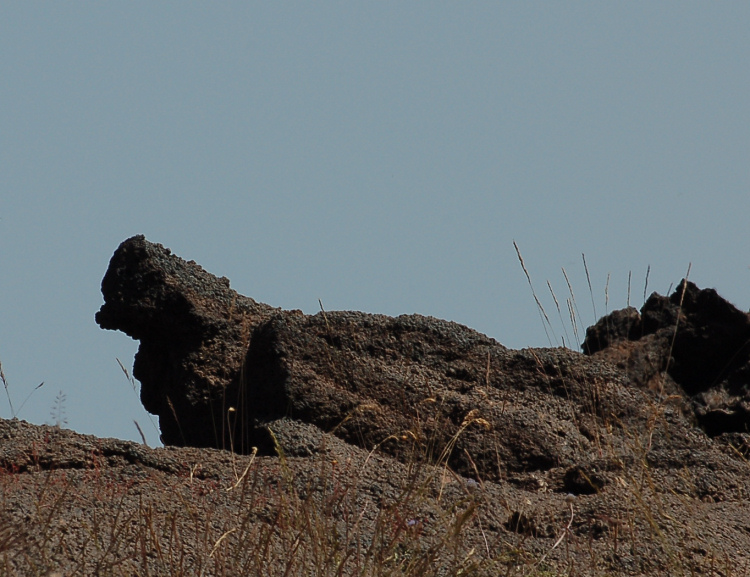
[1,235,750,575]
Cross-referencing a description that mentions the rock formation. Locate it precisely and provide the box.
[583,280,750,436]
[96,236,279,450]
[97,236,750,489]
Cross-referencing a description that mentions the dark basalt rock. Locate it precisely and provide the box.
[583,280,750,435]
[96,235,279,449]
[96,236,748,488]
[99,237,656,484]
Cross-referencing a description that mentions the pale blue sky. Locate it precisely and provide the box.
[2,3,749,446]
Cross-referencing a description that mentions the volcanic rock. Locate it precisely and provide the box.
[13,234,739,574]
[96,236,749,490]
[96,235,279,449]
[97,237,642,485]
[583,280,750,435]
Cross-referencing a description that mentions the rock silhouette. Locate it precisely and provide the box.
[4,235,749,574]
[583,280,750,436]
[97,236,750,488]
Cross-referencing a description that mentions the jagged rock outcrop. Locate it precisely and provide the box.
[583,280,750,435]
[95,235,280,448]
[8,235,746,575]
[97,236,748,489]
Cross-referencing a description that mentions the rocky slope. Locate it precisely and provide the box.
[2,236,750,575]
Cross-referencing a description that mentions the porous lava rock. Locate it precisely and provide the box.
[95,235,279,448]
[96,236,748,490]
[583,280,750,436]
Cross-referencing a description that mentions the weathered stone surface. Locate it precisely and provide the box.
[98,237,657,484]
[243,310,645,482]
[96,235,279,449]
[96,237,748,489]
[584,280,750,435]
[8,235,748,574]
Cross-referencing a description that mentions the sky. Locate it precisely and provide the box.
[1,3,749,447]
